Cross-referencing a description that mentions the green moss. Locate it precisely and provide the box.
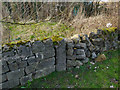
[51,35,63,45]
[51,35,63,42]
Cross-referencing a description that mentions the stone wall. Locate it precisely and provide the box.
[0,29,119,88]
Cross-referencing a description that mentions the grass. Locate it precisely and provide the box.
[2,21,75,44]
[15,49,119,88]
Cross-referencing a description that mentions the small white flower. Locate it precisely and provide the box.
[106,67,109,69]
[110,85,114,88]
[95,67,97,69]
[106,23,112,27]
[90,62,95,65]
[94,70,96,72]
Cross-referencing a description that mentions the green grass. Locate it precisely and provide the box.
[3,21,75,44]
[16,49,119,88]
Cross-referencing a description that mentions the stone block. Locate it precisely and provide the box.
[27,57,37,65]
[56,64,66,71]
[32,41,45,53]
[16,60,27,68]
[82,58,89,64]
[75,43,86,49]
[55,39,66,66]
[9,62,18,71]
[20,74,32,85]
[92,52,97,59]
[2,65,9,74]
[17,45,32,57]
[2,50,14,58]
[66,55,76,60]
[34,66,55,79]
[67,49,74,56]
[7,68,24,80]
[2,79,19,88]
[76,54,86,60]
[66,43,74,49]
[43,48,55,59]
[67,60,76,67]
[76,60,83,66]
[0,74,7,83]
[25,65,35,75]
[36,57,55,70]
[75,49,85,55]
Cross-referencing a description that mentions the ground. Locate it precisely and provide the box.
[15,49,119,88]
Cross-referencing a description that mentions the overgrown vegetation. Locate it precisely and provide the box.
[15,49,119,88]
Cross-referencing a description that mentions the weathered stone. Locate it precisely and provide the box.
[27,57,37,65]
[67,55,76,60]
[43,48,55,59]
[16,60,27,68]
[67,49,74,56]
[85,50,91,57]
[32,41,45,53]
[55,39,66,70]
[66,43,74,49]
[67,60,76,67]
[36,57,55,70]
[2,50,14,58]
[92,52,97,59]
[89,32,98,39]
[95,54,106,62]
[6,57,16,64]
[92,38,104,47]
[7,68,24,80]
[17,45,32,57]
[25,65,35,74]
[56,64,66,71]
[75,49,85,55]
[43,39,53,47]
[2,74,7,83]
[20,74,32,85]
[75,43,87,49]
[1,60,7,66]
[76,60,83,66]
[34,66,55,79]
[9,62,18,71]
[1,79,19,88]
[82,58,89,64]
[2,65,9,74]
[76,54,86,60]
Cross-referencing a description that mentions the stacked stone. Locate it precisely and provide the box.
[1,39,55,88]
[66,35,89,69]
[55,39,66,71]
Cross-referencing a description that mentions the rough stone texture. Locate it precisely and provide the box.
[1,79,19,88]
[25,65,35,75]
[2,65,9,74]
[67,55,76,60]
[76,54,86,60]
[36,57,55,70]
[0,74,7,83]
[82,58,89,64]
[75,49,85,55]
[32,41,45,53]
[17,45,32,57]
[27,57,37,65]
[9,62,18,71]
[16,60,27,68]
[1,29,119,88]
[67,49,74,56]
[2,50,14,58]
[34,66,55,79]
[55,39,66,71]
[7,68,24,80]
[20,74,32,85]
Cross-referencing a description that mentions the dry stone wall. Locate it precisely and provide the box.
[0,29,119,89]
